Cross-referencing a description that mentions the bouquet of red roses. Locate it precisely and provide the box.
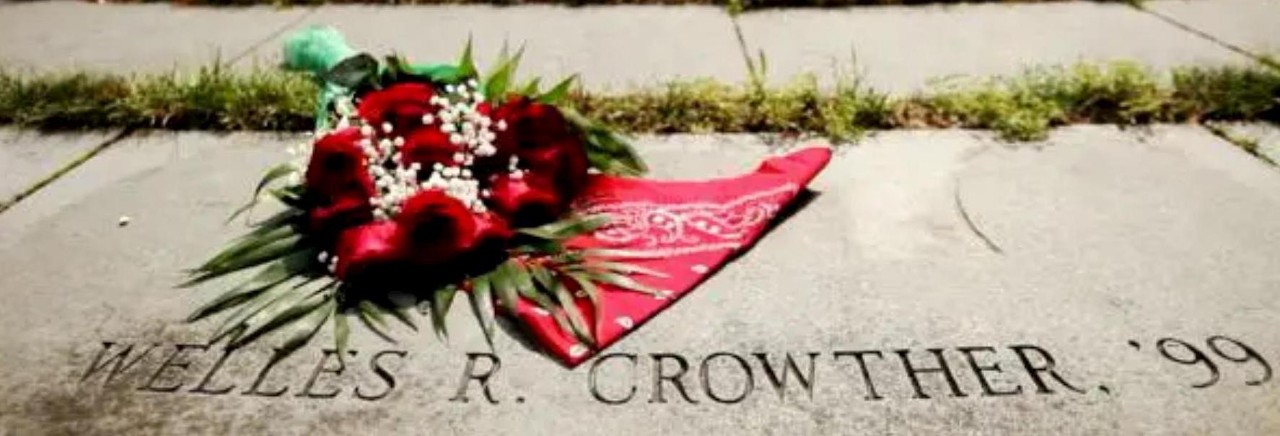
[184,27,655,362]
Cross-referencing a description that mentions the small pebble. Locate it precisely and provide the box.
[117,216,131,227]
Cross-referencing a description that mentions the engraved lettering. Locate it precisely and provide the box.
[1009,344,1085,394]
[589,353,638,405]
[138,343,207,393]
[956,346,1021,397]
[895,348,967,399]
[650,353,697,404]
[449,352,500,404]
[356,350,406,401]
[833,350,885,401]
[753,352,818,401]
[81,342,160,385]
[701,352,754,404]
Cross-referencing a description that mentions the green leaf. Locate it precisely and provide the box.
[550,279,594,346]
[490,261,521,313]
[588,270,666,297]
[483,47,523,105]
[561,107,647,176]
[268,185,306,208]
[230,286,333,349]
[430,285,458,340]
[407,63,464,83]
[538,75,577,105]
[578,248,659,260]
[194,224,297,273]
[209,276,318,342]
[506,262,568,332]
[518,214,609,241]
[509,261,538,299]
[253,163,299,200]
[521,77,542,96]
[467,276,497,348]
[511,238,565,256]
[239,208,304,240]
[188,235,309,286]
[574,261,669,278]
[385,303,418,332]
[358,300,397,343]
[457,37,477,78]
[527,263,556,290]
[268,299,335,367]
[334,309,350,364]
[185,257,301,322]
[567,272,604,339]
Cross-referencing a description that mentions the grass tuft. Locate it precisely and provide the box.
[0,61,1277,142]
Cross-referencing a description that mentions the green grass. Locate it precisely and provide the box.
[1,61,1277,141]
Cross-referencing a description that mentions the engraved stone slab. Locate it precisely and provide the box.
[0,127,1277,434]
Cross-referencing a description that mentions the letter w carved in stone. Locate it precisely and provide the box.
[754,352,819,401]
[81,342,159,386]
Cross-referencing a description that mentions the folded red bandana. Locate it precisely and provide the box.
[513,146,833,366]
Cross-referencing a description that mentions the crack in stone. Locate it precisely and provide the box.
[953,179,1003,255]
[0,127,137,215]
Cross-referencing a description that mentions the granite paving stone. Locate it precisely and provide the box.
[0,127,1277,434]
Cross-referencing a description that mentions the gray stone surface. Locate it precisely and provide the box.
[1214,122,1280,166]
[1,127,1279,434]
[279,5,747,90]
[0,128,118,208]
[0,2,310,72]
[736,1,1268,93]
[1144,0,1280,55]
[2,2,1277,91]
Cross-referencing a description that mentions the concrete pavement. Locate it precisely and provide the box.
[1,1,1276,93]
[2,1,1280,433]
[1,127,1279,434]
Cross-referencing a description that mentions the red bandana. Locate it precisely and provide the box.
[512,146,833,366]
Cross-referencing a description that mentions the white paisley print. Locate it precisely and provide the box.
[576,183,799,257]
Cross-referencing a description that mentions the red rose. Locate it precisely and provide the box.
[489,96,573,156]
[401,127,463,169]
[394,189,478,265]
[486,173,565,228]
[305,128,375,232]
[357,83,436,134]
[333,221,401,280]
[458,212,514,272]
[518,139,590,201]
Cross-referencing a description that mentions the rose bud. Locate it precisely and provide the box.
[394,189,479,266]
[518,139,590,202]
[357,83,437,134]
[401,127,463,169]
[333,221,402,281]
[305,128,375,232]
[458,212,515,273]
[489,96,573,155]
[486,173,565,228]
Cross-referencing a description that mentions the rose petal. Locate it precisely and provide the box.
[334,221,401,280]
[395,189,478,265]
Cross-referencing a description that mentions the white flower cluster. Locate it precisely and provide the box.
[356,79,511,220]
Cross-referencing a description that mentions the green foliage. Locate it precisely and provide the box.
[1170,64,1280,122]
[905,63,1168,141]
[1,61,1278,142]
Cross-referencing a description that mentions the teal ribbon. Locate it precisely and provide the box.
[282,26,470,131]
[282,26,363,131]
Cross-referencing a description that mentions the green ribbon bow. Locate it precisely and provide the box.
[282,26,468,132]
